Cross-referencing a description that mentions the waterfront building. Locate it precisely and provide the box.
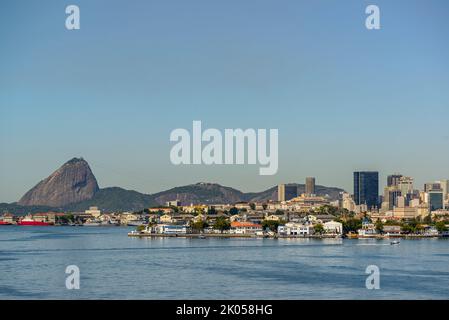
[230,221,263,235]
[383,225,402,236]
[278,222,314,236]
[277,184,298,202]
[159,214,175,224]
[357,220,378,237]
[354,171,379,209]
[305,177,316,196]
[323,221,343,235]
[156,224,189,234]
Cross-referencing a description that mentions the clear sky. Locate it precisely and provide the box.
[1,0,448,202]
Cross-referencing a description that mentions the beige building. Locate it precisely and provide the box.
[85,206,101,218]
[265,214,281,221]
[159,214,175,223]
[393,207,418,219]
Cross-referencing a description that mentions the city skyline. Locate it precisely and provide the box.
[0,154,447,204]
[1,0,449,202]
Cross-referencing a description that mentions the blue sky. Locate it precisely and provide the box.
[1,0,448,202]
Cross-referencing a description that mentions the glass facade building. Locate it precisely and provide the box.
[428,191,444,211]
[354,171,379,209]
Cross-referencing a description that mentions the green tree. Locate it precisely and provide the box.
[207,207,216,215]
[314,223,324,234]
[375,220,384,234]
[423,214,432,224]
[191,220,208,233]
[340,218,362,234]
[213,216,231,233]
[229,207,239,215]
[262,204,268,210]
[249,203,256,210]
[262,220,280,232]
[435,221,448,233]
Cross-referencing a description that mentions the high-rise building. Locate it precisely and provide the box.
[398,176,414,195]
[383,186,402,210]
[437,179,449,201]
[424,182,441,192]
[305,177,316,196]
[354,171,379,209]
[277,184,297,202]
[428,190,444,211]
[387,174,403,187]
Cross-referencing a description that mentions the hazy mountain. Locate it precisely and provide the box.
[18,158,99,207]
[0,203,62,215]
[152,182,246,205]
[65,187,157,212]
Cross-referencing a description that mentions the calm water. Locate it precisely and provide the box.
[0,226,448,299]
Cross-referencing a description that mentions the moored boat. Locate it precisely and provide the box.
[127,220,146,227]
[17,216,50,226]
[0,221,13,225]
[83,221,101,226]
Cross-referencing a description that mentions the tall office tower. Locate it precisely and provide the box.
[398,176,414,206]
[428,190,444,211]
[387,174,403,187]
[277,184,298,202]
[398,176,414,195]
[305,177,316,196]
[354,171,379,209]
[437,180,449,201]
[424,182,441,192]
[383,186,402,210]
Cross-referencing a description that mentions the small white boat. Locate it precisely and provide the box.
[390,240,400,245]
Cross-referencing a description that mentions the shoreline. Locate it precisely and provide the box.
[127,232,447,239]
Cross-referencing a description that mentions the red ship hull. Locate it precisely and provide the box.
[17,221,50,226]
[0,221,13,225]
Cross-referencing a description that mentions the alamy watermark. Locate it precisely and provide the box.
[170,121,278,175]
[365,265,380,290]
[365,5,381,30]
[65,5,80,30]
[65,265,80,290]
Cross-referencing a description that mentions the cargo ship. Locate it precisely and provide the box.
[17,215,50,226]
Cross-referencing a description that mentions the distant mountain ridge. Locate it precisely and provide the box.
[4,158,345,214]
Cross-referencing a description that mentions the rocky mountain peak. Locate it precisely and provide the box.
[18,157,99,207]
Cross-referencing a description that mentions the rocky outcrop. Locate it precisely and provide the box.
[18,158,99,207]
